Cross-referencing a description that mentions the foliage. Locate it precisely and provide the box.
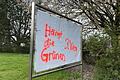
[7,0,31,53]
[0,0,11,52]
[94,47,120,80]
[0,0,31,53]
[83,33,110,64]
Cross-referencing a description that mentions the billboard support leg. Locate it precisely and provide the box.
[81,26,83,80]
[29,1,35,80]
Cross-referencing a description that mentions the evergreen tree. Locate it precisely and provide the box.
[0,0,11,52]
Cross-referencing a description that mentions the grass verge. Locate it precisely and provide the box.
[0,53,81,80]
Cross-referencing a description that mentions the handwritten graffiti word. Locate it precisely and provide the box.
[44,38,55,50]
[45,23,62,39]
[64,38,78,53]
[41,50,66,63]
[40,38,54,59]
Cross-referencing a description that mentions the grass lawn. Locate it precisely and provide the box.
[0,53,81,80]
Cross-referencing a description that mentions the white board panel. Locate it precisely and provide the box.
[34,10,82,72]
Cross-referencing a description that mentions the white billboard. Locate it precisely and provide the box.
[34,10,82,72]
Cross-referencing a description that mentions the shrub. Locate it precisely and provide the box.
[83,34,109,64]
[93,47,120,80]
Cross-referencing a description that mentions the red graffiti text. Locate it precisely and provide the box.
[45,23,62,39]
[41,50,65,63]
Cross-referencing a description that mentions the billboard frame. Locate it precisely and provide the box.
[29,1,83,80]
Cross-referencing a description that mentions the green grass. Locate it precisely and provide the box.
[0,53,81,80]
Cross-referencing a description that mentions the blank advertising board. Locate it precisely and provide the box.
[34,10,82,72]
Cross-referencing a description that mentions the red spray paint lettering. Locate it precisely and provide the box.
[45,23,62,39]
[64,38,78,53]
[40,23,66,63]
[44,38,55,50]
[41,50,65,63]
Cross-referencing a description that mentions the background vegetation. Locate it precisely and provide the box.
[0,0,30,53]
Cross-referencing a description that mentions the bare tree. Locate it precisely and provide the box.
[37,0,120,48]
[7,0,31,53]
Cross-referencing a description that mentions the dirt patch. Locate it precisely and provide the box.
[83,62,94,80]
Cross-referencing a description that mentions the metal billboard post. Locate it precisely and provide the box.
[81,26,83,80]
[29,1,35,80]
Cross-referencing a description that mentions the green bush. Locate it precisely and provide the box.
[93,47,120,80]
[83,34,109,64]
